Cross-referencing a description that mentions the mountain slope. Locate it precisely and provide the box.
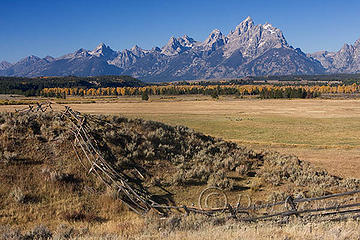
[310,38,360,73]
[1,45,124,77]
[0,61,12,70]
[1,17,327,80]
[239,48,325,76]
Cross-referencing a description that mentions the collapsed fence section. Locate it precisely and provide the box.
[62,106,164,216]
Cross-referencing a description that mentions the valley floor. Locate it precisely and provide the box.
[1,96,358,178]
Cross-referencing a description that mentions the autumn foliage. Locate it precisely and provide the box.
[40,83,360,99]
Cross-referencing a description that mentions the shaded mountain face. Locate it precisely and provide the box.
[310,39,360,73]
[1,47,123,77]
[1,17,327,81]
[1,56,51,77]
[0,61,12,70]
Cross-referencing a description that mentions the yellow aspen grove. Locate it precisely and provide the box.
[120,88,126,96]
[40,82,360,99]
[116,87,122,96]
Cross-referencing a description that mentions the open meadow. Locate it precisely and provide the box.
[2,95,358,178]
[77,97,360,179]
[1,95,360,239]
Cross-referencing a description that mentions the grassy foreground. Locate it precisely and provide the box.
[2,215,360,239]
[1,96,360,239]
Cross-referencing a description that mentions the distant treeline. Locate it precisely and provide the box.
[42,84,360,99]
[172,74,360,86]
[2,74,360,98]
[259,87,320,99]
[0,76,145,96]
[245,73,360,84]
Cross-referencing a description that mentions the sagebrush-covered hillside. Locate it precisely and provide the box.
[0,111,359,234]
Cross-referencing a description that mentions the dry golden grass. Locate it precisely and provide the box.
[50,97,360,118]
[2,96,360,178]
[1,97,360,180]
[9,96,356,179]
[135,220,360,240]
[58,218,360,240]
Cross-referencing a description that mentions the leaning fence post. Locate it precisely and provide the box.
[183,205,189,216]
[285,195,299,218]
[227,204,237,219]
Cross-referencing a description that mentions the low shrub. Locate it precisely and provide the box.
[9,187,26,204]
[24,225,52,240]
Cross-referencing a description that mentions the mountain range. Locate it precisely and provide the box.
[1,17,359,81]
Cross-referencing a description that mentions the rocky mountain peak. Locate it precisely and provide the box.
[244,16,253,22]
[73,48,90,58]
[206,29,223,40]
[95,42,106,50]
[178,35,197,48]
[19,55,42,63]
[341,43,351,50]
[310,37,360,73]
[230,16,254,36]
[262,23,276,32]
[90,43,117,59]
[224,17,288,58]
[202,29,226,50]
[354,38,360,47]
[131,45,141,51]
[75,48,88,54]
[161,36,187,56]
[130,45,147,57]
[44,56,55,62]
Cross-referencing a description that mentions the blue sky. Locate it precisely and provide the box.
[1,0,359,62]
